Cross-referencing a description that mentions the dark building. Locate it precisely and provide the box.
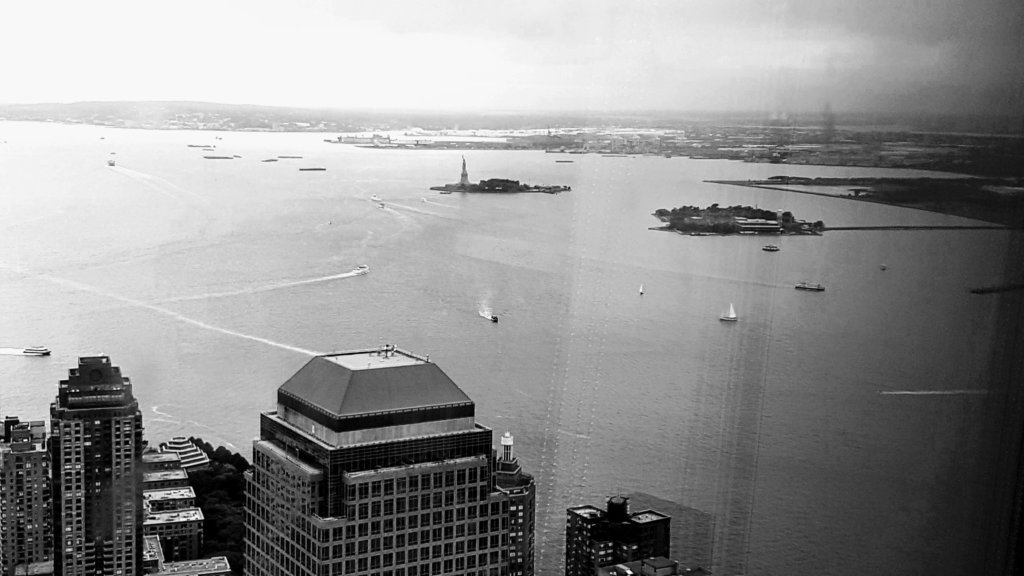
[1,417,52,576]
[244,345,536,576]
[50,356,145,576]
[566,497,671,576]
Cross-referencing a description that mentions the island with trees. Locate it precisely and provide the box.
[652,204,824,235]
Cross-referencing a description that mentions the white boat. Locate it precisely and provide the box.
[351,264,369,276]
[639,284,644,295]
[23,346,51,356]
[370,194,381,202]
[719,303,738,322]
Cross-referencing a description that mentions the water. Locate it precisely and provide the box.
[0,121,1018,575]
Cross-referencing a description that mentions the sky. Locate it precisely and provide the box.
[3,0,1022,116]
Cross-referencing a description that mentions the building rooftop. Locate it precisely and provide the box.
[144,507,204,525]
[143,469,189,483]
[279,346,472,420]
[569,505,605,519]
[156,557,231,576]
[143,452,182,464]
[144,487,196,502]
[143,535,165,563]
[631,510,670,524]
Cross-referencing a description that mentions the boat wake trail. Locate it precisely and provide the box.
[111,166,211,206]
[1,264,319,357]
[386,203,459,220]
[421,197,456,208]
[0,348,33,356]
[151,268,368,303]
[881,389,988,396]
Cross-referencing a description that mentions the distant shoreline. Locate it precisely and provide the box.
[707,178,1021,227]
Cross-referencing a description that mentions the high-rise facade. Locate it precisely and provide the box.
[245,346,535,576]
[565,497,670,576]
[0,416,52,576]
[493,433,535,576]
[50,356,145,576]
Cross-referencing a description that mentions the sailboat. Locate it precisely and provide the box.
[719,303,738,322]
[639,284,644,295]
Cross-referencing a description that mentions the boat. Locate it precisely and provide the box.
[299,167,326,171]
[639,284,644,295]
[23,346,50,356]
[351,264,369,276]
[378,202,386,209]
[370,194,382,202]
[880,264,888,271]
[762,245,780,252]
[795,282,825,291]
[490,315,499,323]
[719,303,738,322]
[107,159,116,167]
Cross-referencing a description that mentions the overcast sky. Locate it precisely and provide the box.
[4,0,1022,116]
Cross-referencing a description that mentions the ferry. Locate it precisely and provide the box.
[795,282,825,292]
[23,346,51,356]
[351,264,369,276]
[762,245,780,252]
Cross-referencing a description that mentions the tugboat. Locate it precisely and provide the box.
[23,346,51,356]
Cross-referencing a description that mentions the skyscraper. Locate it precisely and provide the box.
[0,416,52,576]
[245,345,535,576]
[50,356,145,576]
[493,433,535,576]
[565,497,670,576]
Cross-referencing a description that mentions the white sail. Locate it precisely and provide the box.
[639,284,644,295]
[720,302,738,321]
[727,303,736,318]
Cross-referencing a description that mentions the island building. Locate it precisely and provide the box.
[565,497,671,576]
[50,356,145,576]
[244,345,536,576]
[158,438,210,472]
[1,416,52,576]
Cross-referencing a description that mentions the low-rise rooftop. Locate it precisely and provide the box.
[144,487,196,502]
[144,507,204,525]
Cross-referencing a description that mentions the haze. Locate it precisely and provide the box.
[4,0,1022,118]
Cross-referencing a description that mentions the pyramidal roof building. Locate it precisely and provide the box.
[245,346,535,576]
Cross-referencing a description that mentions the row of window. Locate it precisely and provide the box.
[328,533,507,559]
[347,468,487,501]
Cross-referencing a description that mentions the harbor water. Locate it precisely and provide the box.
[0,122,1018,575]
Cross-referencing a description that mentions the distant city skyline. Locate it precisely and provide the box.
[3,0,1022,120]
